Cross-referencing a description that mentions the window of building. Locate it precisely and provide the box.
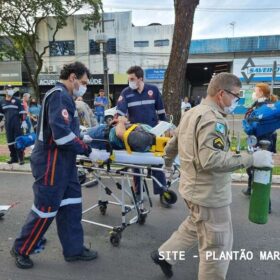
[134,41,149,47]
[49,40,75,56]
[107,38,116,54]
[89,40,100,55]
[154,39,169,47]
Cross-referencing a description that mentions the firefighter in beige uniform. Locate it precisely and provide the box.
[151,73,274,279]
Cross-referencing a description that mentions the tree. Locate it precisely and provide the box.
[0,0,102,99]
[162,0,200,125]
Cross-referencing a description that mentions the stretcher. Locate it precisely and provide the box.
[76,140,180,247]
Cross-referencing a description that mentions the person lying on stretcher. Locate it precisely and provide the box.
[82,116,170,153]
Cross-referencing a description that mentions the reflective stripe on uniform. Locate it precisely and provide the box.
[2,105,19,109]
[142,100,156,105]
[0,113,4,116]
[156,109,166,114]
[19,110,27,114]
[31,204,57,218]
[127,100,155,108]
[54,132,76,145]
[60,197,82,207]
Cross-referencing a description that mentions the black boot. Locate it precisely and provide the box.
[151,250,173,278]
[18,150,25,165]
[7,158,18,164]
[10,246,34,269]
[64,246,98,262]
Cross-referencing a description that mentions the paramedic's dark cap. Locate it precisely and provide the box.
[128,131,155,152]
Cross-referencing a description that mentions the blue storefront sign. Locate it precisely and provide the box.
[145,69,166,80]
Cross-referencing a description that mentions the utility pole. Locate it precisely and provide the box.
[271,60,277,95]
[229,22,236,37]
[95,8,114,101]
[101,7,109,101]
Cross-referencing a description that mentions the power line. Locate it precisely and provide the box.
[104,5,280,12]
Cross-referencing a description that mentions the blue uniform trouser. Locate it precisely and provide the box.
[133,167,166,195]
[14,144,84,257]
[5,118,23,161]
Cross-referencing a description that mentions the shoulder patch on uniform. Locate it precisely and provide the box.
[62,109,69,120]
[118,96,123,102]
[215,122,225,135]
[213,137,225,150]
[148,90,153,97]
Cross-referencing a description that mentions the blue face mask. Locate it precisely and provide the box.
[7,89,14,96]
[73,85,87,97]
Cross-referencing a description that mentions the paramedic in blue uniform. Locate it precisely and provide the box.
[11,62,99,269]
[116,65,170,207]
[0,86,27,164]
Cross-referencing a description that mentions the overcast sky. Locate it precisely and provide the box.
[102,0,280,39]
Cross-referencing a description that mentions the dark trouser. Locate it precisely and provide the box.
[133,167,166,195]
[246,167,253,192]
[14,146,84,257]
[5,120,23,161]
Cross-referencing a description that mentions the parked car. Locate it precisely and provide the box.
[104,106,117,124]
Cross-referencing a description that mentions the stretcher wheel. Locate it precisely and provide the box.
[110,232,121,247]
[99,205,107,215]
[162,190,177,204]
[138,212,147,225]
[0,212,5,219]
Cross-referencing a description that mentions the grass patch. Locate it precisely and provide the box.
[236,167,280,176]
[0,155,9,162]
[0,132,6,145]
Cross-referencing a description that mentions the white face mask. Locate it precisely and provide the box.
[7,89,14,96]
[223,98,238,114]
[129,81,138,90]
[252,92,257,102]
[73,85,87,97]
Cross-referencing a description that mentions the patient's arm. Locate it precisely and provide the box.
[164,127,179,167]
[115,116,128,140]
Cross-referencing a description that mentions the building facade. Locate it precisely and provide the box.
[1,11,279,107]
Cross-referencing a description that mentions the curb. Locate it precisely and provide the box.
[1,163,280,184]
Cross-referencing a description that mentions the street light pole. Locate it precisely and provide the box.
[101,8,109,101]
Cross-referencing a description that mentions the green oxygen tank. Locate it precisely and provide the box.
[249,140,272,224]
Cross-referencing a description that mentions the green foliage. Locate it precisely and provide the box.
[0,0,102,98]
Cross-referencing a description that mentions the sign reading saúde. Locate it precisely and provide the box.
[145,69,166,80]
[38,74,114,86]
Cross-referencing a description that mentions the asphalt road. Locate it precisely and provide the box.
[0,171,280,280]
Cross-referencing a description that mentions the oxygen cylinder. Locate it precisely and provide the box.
[249,140,272,224]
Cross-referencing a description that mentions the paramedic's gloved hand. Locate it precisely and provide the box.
[83,134,93,144]
[89,149,110,162]
[21,121,28,130]
[253,150,274,168]
[163,165,174,181]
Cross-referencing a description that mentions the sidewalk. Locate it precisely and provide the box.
[1,144,280,183]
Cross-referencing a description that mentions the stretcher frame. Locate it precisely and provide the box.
[76,155,180,246]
